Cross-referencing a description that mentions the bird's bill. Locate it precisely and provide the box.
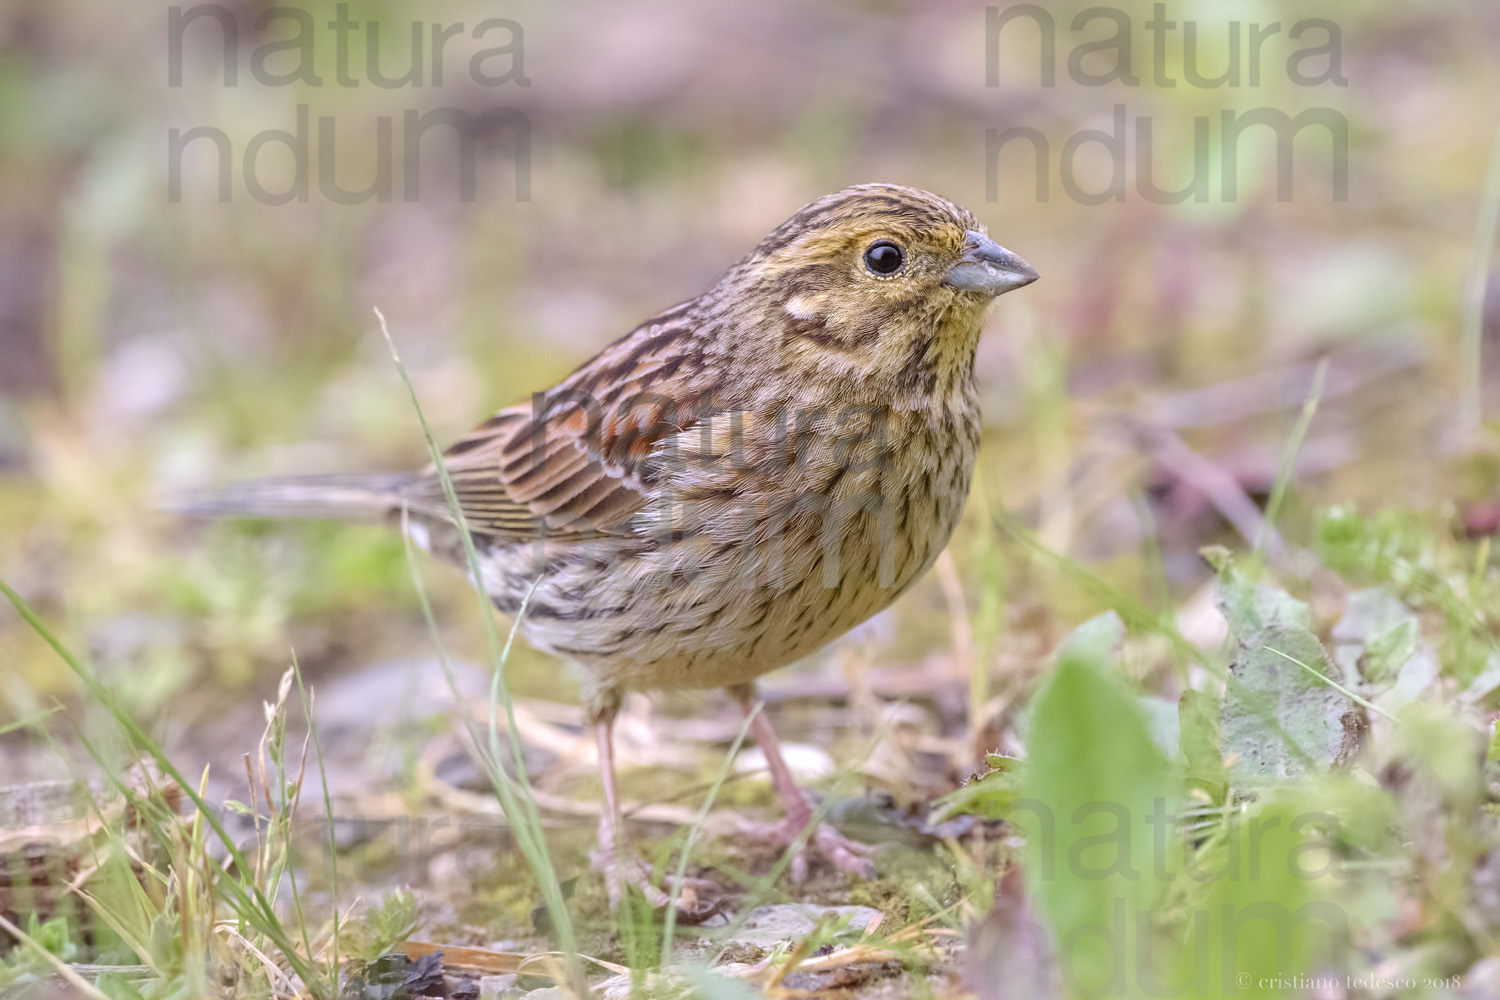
[942,231,1038,295]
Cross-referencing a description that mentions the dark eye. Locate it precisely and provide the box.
[863,240,905,275]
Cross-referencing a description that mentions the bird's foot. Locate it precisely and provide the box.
[589,845,720,922]
[747,813,878,883]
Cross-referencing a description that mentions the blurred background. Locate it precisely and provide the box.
[1,0,1498,844]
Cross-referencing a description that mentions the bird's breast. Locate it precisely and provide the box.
[490,392,982,690]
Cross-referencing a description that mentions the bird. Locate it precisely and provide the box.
[184,183,1037,909]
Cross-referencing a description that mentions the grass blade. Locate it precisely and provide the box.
[0,579,327,997]
[372,308,579,978]
[1462,115,1500,431]
[1256,356,1327,558]
[661,704,759,964]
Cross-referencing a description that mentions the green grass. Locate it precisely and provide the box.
[6,246,1500,999]
[9,454,1500,997]
[11,330,1500,998]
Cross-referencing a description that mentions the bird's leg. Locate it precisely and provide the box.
[730,685,877,882]
[589,705,670,909]
[589,700,718,918]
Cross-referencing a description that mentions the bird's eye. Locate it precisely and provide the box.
[863,240,905,275]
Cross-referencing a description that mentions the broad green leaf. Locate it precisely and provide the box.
[1185,799,1344,997]
[1218,570,1309,637]
[1017,620,1175,997]
[1058,609,1125,661]
[1218,567,1362,781]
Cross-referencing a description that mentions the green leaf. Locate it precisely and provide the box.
[20,914,77,963]
[933,755,1023,822]
[1139,695,1180,761]
[1017,619,1176,996]
[1218,566,1362,781]
[1219,572,1309,636]
[1378,645,1438,715]
[1464,649,1500,707]
[1057,610,1125,662]
[1361,619,1418,686]
[1179,689,1226,797]
[1186,797,1343,994]
[1394,702,1482,803]
[1331,587,1417,686]
[342,890,420,964]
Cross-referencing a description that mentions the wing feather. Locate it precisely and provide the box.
[407,307,706,541]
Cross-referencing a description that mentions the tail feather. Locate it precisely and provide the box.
[169,473,429,524]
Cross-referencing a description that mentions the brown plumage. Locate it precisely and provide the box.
[188,184,1037,907]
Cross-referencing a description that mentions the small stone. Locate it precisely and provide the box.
[734,744,834,781]
[477,974,520,999]
[728,904,884,945]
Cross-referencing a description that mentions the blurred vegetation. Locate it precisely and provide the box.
[5,0,1500,996]
[3,0,1498,712]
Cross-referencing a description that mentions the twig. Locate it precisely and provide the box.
[1148,430,1283,556]
[1143,345,1420,430]
[1463,115,1500,431]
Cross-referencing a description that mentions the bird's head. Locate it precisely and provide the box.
[715,184,1037,399]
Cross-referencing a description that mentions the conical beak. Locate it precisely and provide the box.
[943,231,1038,295]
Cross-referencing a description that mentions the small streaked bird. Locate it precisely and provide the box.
[187,184,1037,908]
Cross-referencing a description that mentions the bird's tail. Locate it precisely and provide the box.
[169,473,420,524]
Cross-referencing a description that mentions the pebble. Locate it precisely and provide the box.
[477,973,521,999]
[725,904,884,945]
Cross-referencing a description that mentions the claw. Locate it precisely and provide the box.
[591,845,668,909]
[744,815,879,882]
[730,691,880,882]
[590,846,722,922]
[591,707,722,922]
[810,822,878,881]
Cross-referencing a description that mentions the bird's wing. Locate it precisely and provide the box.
[409,304,706,541]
